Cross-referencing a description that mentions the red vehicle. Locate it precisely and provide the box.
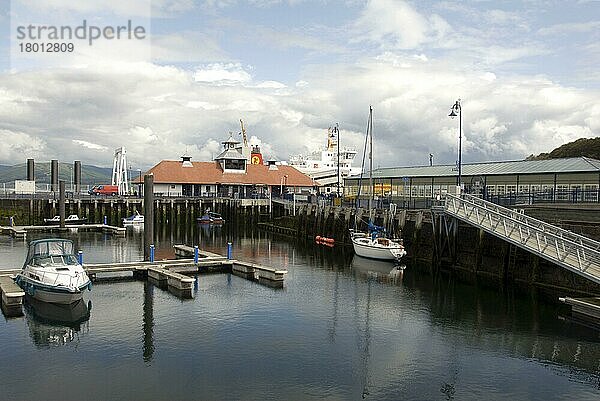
[88,185,119,196]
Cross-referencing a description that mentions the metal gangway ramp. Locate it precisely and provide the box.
[441,193,600,285]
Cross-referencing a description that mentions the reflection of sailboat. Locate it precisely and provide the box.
[351,255,405,285]
[24,296,91,347]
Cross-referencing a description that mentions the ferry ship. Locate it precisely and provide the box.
[289,127,362,194]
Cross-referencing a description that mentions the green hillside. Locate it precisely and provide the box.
[0,162,112,185]
[526,137,600,160]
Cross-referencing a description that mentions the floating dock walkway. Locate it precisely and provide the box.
[0,276,25,317]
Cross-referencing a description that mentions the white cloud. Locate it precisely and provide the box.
[354,0,431,49]
[252,81,287,89]
[0,130,46,161]
[152,32,229,63]
[538,21,600,36]
[0,8,598,171]
[0,57,597,169]
[193,63,252,84]
[72,139,109,151]
[16,0,194,17]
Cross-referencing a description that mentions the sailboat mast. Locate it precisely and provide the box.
[368,106,373,219]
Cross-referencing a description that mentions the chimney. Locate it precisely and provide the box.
[267,159,278,171]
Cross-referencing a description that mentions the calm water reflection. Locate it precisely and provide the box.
[0,225,599,400]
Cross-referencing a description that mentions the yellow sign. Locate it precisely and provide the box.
[374,183,391,195]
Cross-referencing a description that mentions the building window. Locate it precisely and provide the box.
[206,185,210,192]
[584,184,598,202]
[557,184,569,200]
[224,159,245,170]
[487,185,495,196]
[496,185,505,196]
[170,185,176,189]
[518,185,529,193]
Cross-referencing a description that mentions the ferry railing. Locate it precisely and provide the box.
[442,193,600,284]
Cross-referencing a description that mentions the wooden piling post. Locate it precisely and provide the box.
[59,180,66,228]
[144,174,154,261]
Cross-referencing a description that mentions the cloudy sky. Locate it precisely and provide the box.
[0,0,598,170]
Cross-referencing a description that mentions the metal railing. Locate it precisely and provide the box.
[442,193,600,285]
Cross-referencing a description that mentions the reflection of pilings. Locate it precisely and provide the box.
[142,280,154,363]
[51,159,59,192]
[144,174,154,261]
[59,180,65,228]
[361,279,372,399]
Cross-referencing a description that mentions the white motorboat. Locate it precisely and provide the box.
[15,239,92,305]
[44,215,87,225]
[350,107,407,262]
[123,211,144,226]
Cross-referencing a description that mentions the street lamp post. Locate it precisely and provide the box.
[448,99,462,190]
[280,174,288,198]
[334,123,340,197]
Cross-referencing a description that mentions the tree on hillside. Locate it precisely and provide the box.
[526,137,600,160]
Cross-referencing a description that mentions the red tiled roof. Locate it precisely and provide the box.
[137,160,315,187]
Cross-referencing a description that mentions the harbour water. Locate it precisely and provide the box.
[1,226,599,400]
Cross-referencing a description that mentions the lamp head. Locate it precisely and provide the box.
[448,109,458,118]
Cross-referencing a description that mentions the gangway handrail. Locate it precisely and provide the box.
[446,193,600,254]
[442,193,600,278]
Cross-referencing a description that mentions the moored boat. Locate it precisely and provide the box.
[123,211,144,226]
[350,107,407,262]
[350,227,406,261]
[15,239,92,305]
[44,215,87,225]
[197,211,225,225]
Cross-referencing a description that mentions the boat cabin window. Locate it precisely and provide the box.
[376,238,389,246]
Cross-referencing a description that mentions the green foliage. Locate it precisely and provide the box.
[526,137,600,160]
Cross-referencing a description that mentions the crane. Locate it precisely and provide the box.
[240,119,248,147]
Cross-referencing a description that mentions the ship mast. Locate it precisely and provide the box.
[368,106,373,220]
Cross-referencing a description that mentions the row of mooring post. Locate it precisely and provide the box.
[76,243,232,267]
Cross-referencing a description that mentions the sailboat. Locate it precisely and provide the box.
[349,107,407,261]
